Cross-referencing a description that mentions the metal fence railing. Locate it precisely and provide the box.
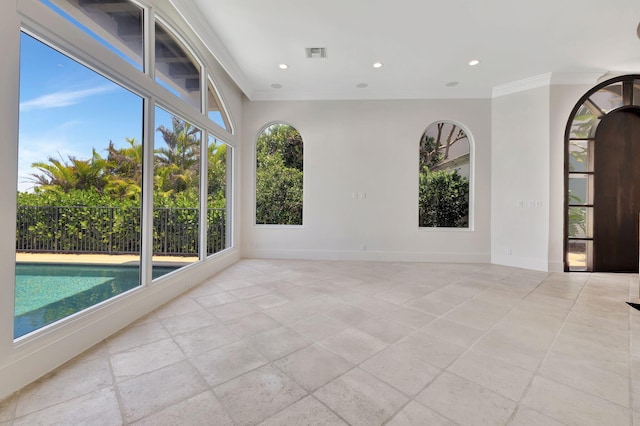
[16,205,226,256]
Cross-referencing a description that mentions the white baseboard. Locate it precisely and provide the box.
[243,248,491,264]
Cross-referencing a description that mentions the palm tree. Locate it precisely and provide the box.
[155,117,201,195]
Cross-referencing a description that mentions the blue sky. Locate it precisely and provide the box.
[18,33,147,192]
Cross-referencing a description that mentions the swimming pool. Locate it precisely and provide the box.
[14,263,178,338]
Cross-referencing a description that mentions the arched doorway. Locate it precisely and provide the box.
[565,75,640,272]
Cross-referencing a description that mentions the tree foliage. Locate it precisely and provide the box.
[256,124,303,225]
[419,167,469,227]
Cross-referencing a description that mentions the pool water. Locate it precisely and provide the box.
[14,263,178,338]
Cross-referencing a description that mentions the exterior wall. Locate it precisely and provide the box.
[0,0,244,400]
[241,99,492,263]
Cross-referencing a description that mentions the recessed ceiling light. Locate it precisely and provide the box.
[446,81,459,87]
[468,59,480,66]
[356,83,368,89]
[278,63,289,70]
[270,83,283,89]
[373,62,383,69]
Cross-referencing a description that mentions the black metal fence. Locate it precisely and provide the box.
[16,206,226,256]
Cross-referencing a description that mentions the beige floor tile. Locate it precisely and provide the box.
[0,394,16,423]
[447,351,533,401]
[380,306,436,329]
[160,309,220,335]
[258,395,347,426]
[416,372,516,426]
[394,333,466,369]
[356,317,414,344]
[275,344,353,391]
[473,331,547,372]
[420,318,484,347]
[405,297,455,316]
[314,368,408,426]
[154,296,203,319]
[289,314,350,341]
[424,289,470,306]
[319,328,388,364]
[106,321,170,353]
[214,364,307,426]
[264,301,317,324]
[361,343,441,396]
[346,297,400,316]
[247,293,290,309]
[550,333,629,377]
[131,391,234,426]
[209,301,258,322]
[386,401,457,426]
[247,326,312,360]
[540,351,629,407]
[217,279,255,291]
[117,361,207,423]
[194,291,239,308]
[13,386,121,426]
[15,356,112,417]
[230,285,271,300]
[523,376,630,426]
[190,340,268,387]
[110,338,185,380]
[443,305,504,331]
[375,289,419,305]
[225,311,283,338]
[325,304,373,326]
[508,407,567,426]
[173,322,240,357]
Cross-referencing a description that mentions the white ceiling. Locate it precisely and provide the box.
[177,0,640,101]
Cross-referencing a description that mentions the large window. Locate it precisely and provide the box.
[16,32,146,338]
[418,122,470,228]
[15,0,234,339]
[255,123,304,225]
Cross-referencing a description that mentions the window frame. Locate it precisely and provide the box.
[13,0,236,342]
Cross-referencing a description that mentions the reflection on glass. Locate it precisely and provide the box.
[568,174,592,206]
[207,135,229,256]
[16,32,143,338]
[567,207,592,238]
[153,107,201,279]
[634,80,640,106]
[43,0,144,70]
[589,83,623,113]
[155,21,201,109]
[208,79,231,131]
[568,140,592,172]
[569,104,598,139]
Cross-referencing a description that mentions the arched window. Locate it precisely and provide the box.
[255,123,303,225]
[564,75,640,272]
[418,121,471,228]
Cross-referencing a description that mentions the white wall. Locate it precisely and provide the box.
[491,87,551,270]
[0,0,244,400]
[241,99,492,263]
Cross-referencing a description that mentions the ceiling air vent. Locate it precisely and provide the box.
[305,47,327,59]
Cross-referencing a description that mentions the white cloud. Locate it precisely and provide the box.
[20,85,115,112]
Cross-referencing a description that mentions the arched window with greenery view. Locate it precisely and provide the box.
[419,121,471,228]
[256,123,303,225]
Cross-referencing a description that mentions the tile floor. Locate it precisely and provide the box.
[1,259,640,425]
